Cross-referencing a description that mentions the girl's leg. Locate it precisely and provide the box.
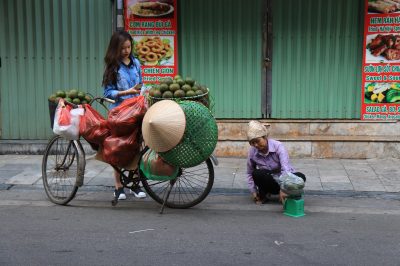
[113,169,126,200]
[252,169,280,197]
[114,169,123,189]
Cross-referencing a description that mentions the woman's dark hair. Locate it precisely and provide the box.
[102,30,133,86]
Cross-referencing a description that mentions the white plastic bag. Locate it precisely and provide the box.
[279,172,305,197]
[53,100,84,140]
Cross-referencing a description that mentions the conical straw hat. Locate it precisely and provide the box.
[142,100,186,152]
[247,120,270,141]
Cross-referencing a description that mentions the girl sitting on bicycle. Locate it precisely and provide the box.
[102,30,146,200]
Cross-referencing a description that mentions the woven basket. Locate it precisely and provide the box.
[147,88,210,109]
[158,101,218,168]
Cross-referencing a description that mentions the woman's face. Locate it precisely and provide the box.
[120,39,132,60]
[250,137,268,152]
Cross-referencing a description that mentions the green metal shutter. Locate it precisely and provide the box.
[0,0,112,139]
[271,0,363,119]
[178,0,263,119]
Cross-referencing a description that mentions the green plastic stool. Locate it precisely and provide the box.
[283,197,305,218]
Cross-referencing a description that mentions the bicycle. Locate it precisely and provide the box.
[42,96,218,213]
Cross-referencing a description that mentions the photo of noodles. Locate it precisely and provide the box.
[129,1,174,18]
[133,36,174,66]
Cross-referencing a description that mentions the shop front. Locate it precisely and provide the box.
[1,0,399,158]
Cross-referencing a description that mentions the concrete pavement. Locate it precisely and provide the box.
[1,154,400,197]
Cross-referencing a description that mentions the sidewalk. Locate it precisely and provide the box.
[1,154,400,195]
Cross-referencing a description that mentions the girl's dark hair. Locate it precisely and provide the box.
[102,30,133,86]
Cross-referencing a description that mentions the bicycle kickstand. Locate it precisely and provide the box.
[111,196,119,206]
[160,182,174,214]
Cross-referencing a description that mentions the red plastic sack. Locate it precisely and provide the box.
[79,104,110,144]
[102,128,141,167]
[107,96,147,136]
[53,99,83,140]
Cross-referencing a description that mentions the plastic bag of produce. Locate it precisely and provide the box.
[79,104,110,145]
[107,96,147,136]
[102,127,141,167]
[53,99,84,140]
[140,149,178,181]
[280,172,305,197]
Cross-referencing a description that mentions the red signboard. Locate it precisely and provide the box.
[362,0,400,120]
[124,0,178,84]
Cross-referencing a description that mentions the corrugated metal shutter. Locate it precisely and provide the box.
[271,0,363,119]
[0,0,112,139]
[179,0,263,119]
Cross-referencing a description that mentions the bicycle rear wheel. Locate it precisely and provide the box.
[42,135,80,205]
[142,158,214,209]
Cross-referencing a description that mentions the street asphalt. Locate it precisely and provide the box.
[1,154,400,199]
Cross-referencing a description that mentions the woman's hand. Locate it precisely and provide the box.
[279,190,288,204]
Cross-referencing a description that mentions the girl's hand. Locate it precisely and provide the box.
[121,87,139,96]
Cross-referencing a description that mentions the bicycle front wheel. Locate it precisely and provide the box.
[42,135,80,205]
[142,158,214,209]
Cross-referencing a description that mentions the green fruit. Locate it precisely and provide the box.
[153,90,162,98]
[192,85,200,91]
[200,85,208,93]
[182,84,192,92]
[174,75,182,80]
[174,89,185,98]
[162,77,173,86]
[81,100,88,104]
[48,94,57,102]
[64,97,72,103]
[195,89,204,96]
[72,98,81,104]
[162,91,173,98]
[160,83,169,93]
[77,91,86,100]
[84,95,92,102]
[185,77,195,86]
[176,79,185,87]
[67,89,78,99]
[169,83,180,92]
[186,90,196,97]
[55,90,66,98]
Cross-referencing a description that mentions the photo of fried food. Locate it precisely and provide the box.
[134,36,174,66]
[130,1,173,17]
[368,0,400,14]
[367,34,400,61]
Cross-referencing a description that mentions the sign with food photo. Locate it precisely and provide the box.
[124,0,178,83]
[362,0,400,120]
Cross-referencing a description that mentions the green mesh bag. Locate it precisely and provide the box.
[158,101,218,168]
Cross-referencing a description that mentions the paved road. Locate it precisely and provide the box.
[0,190,400,266]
